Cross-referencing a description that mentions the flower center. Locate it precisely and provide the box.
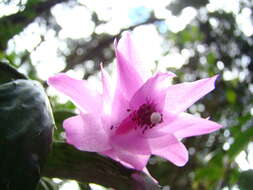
[130,103,163,132]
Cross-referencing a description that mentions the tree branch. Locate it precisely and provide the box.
[43,142,161,190]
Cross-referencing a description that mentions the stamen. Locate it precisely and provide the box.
[131,102,163,132]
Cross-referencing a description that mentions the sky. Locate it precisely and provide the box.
[1,0,253,189]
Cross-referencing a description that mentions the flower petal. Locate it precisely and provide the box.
[148,133,179,150]
[101,149,119,162]
[165,75,218,113]
[115,32,149,99]
[116,150,150,170]
[101,64,112,101]
[112,130,151,155]
[129,72,176,111]
[100,64,114,114]
[48,73,102,113]
[102,149,150,171]
[172,113,222,139]
[146,111,222,139]
[100,65,118,133]
[117,32,151,80]
[113,126,179,155]
[111,89,130,125]
[115,116,135,135]
[153,140,189,167]
[64,114,111,152]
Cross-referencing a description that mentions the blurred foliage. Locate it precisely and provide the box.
[238,170,253,190]
[0,0,253,189]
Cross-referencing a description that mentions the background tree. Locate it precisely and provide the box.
[0,0,253,189]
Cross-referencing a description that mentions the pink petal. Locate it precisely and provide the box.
[100,64,114,115]
[165,75,218,113]
[64,114,111,152]
[112,130,151,155]
[101,149,136,169]
[115,32,149,100]
[148,133,179,150]
[102,149,150,170]
[100,65,118,133]
[115,116,135,135]
[113,127,179,155]
[115,149,150,170]
[111,89,130,125]
[101,149,119,162]
[147,111,222,139]
[117,32,151,80]
[139,113,178,138]
[101,64,112,102]
[129,72,176,111]
[172,113,222,139]
[48,73,102,113]
[153,140,189,167]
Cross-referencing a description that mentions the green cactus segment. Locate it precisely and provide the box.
[0,79,54,190]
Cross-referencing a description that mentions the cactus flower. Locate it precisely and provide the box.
[48,32,222,171]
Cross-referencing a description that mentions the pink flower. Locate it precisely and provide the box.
[48,32,222,171]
